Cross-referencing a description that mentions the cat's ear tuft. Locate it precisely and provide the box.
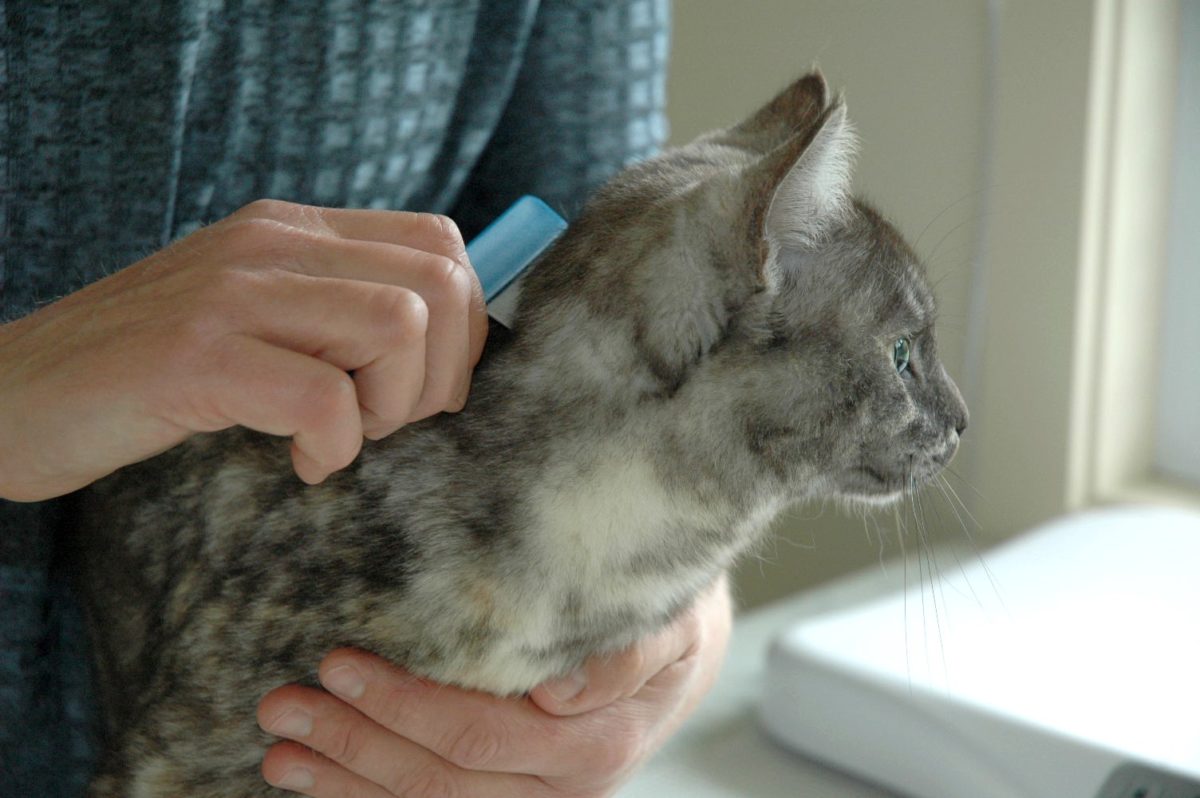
[726,70,830,153]
[747,99,858,283]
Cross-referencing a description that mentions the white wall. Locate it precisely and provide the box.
[667,1,990,607]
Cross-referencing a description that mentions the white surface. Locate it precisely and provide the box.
[760,506,1200,798]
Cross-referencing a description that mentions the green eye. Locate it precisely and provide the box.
[893,337,911,374]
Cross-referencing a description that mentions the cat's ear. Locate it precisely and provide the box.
[744,99,857,283]
[725,70,830,153]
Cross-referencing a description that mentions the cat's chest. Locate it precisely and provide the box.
[526,446,724,586]
[452,449,765,691]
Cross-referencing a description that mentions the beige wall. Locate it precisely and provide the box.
[666,2,991,608]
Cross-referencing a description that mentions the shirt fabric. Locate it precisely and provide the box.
[0,1,670,793]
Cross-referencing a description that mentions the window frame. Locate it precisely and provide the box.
[965,0,1198,541]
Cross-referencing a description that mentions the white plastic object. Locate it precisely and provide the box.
[760,505,1200,798]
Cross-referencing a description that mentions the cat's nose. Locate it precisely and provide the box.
[954,404,969,436]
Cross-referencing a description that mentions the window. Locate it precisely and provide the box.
[1154,0,1200,488]
[966,0,1199,539]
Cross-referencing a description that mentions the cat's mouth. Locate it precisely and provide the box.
[846,438,959,503]
[843,466,908,505]
[843,461,937,505]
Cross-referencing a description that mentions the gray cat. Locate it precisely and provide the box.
[70,72,968,796]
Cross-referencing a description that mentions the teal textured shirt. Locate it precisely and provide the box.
[0,1,669,793]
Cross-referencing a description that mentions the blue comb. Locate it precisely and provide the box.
[466,195,567,328]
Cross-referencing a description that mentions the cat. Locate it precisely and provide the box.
[69,71,968,796]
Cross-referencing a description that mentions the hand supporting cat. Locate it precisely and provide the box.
[255,574,731,797]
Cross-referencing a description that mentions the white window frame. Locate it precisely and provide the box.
[966,0,1198,540]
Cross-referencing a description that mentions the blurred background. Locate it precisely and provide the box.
[665,0,1199,608]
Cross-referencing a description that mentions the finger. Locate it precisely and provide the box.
[228,201,487,366]
[532,612,703,716]
[263,238,477,421]
[298,237,476,418]
[180,334,363,483]
[325,211,488,371]
[303,210,486,369]
[232,270,432,436]
[315,649,608,778]
[261,740,392,798]
[257,685,549,798]
[233,201,466,260]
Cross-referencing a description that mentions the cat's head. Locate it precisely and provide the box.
[513,71,967,507]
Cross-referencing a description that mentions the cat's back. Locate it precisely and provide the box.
[69,423,447,728]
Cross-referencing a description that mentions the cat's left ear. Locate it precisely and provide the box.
[745,101,857,285]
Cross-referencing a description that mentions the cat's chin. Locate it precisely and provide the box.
[835,467,916,506]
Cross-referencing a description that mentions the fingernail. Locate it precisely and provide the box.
[273,766,314,791]
[322,665,365,700]
[266,707,312,738]
[543,669,587,703]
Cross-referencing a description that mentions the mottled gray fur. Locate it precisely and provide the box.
[69,73,968,796]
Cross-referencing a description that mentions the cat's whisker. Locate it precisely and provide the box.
[775,529,818,551]
[943,464,986,500]
[936,473,1006,607]
[935,469,981,530]
[925,481,987,609]
[890,504,917,692]
[933,473,972,538]
[911,483,954,678]
[911,186,991,251]
[922,208,997,268]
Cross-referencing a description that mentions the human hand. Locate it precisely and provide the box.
[256,573,734,797]
[0,200,486,501]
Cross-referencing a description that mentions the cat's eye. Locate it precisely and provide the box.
[893,337,911,374]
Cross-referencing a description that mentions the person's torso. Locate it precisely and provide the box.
[1,0,536,319]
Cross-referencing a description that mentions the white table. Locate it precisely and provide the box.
[618,576,902,798]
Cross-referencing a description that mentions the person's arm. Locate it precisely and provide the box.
[257,572,733,797]
[0,200,485,502]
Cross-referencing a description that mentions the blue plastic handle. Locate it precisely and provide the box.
[466,196,567,302]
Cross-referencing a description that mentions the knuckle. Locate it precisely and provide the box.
[368,681,412,733]
[221,216,291,251]
[417,213,467,259]
[221,217,315,265]
[296,371,356,440]
[371,287,429,345]
[306,369,356,413]
[387,763,458,798]
[443,719,503,770]
[324,720,367,767]
[234,197,300,222]
[196,263,266,307]
[423,255,472,309]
